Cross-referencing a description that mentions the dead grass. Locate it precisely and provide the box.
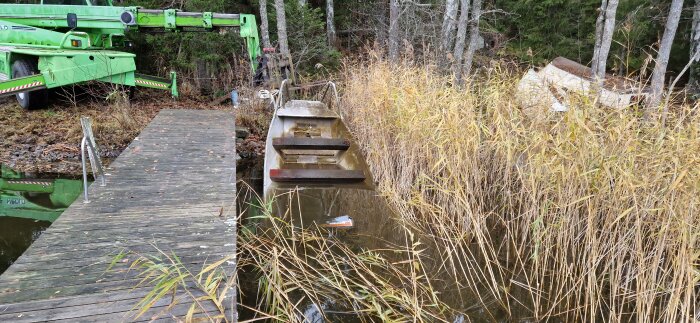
[340,60,700,321]
[0,89,247,175]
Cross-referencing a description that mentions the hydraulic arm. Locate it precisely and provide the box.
[0,2,260,109]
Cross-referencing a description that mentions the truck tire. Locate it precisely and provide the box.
[12,58,48,110]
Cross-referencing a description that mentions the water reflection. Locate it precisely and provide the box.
[0,217,50,274]
[0,164,83,274]
[238,181,531,321]
[0,164,82,222]
[268,187,407,252]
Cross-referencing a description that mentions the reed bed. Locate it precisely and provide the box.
[340,61,700,321]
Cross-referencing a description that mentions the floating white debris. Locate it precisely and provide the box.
[320,215,353,229]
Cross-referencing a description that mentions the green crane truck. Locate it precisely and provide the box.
[0,0,260,109]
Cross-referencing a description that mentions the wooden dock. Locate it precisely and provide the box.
[0,109,238,322]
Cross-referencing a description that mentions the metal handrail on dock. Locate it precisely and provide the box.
[80,116,106,203]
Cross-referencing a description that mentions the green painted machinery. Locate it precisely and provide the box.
[0,165,83,222]
[0,0,260,109]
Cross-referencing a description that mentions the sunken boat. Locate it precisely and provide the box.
[263,81,380,231]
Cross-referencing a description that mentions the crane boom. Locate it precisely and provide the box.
[0,3,261,109]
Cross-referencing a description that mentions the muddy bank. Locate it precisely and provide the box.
[0,91,270,176]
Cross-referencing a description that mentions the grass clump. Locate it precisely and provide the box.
[340,60,700,321]
[110,247,235,322]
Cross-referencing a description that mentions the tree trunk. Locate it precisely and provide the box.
[453,0,470,85]
[274,0,290,57]
[688,0,700,92]
[327,0,336,47]
[376,1,388,49]
[463,0,482,76]
[591,0,606,75]
[259,0,272,48]
[440,0,460,65]
[591,0,619,81]
[388,0,400,61]
[646,0,684,111]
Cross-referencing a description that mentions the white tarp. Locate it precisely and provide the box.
[516,69,566,114]
[516,57,649,113]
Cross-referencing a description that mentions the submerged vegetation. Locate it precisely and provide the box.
[238,189,454,322]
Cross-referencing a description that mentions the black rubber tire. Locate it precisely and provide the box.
[12,58,48,110]
[127,85,137,100]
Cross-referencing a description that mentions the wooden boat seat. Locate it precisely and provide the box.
[269,169,365,183]
[272,137,350,151]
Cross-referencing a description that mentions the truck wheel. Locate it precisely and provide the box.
[12,59,48,110]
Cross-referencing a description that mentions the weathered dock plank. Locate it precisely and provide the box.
[0,109,238,322]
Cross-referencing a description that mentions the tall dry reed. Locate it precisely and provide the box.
[341,60,700,322]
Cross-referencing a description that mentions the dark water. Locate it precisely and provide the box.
[0,166,83,275]
[236,180,471,321]
[236,184,400,321]
[0,188,79,274]
[0,217,51,275]
[235,178,533,322]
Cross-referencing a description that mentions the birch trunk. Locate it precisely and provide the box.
[463,0,482,76]
[388,0,400,60]
[440,0,460,63]
[688,0,700,91]
[259,0,272,48]
[646,0,684,110]
[274,0,290,57]
[327,0,336,47]
[591,0,606,76]
[591,0,619,81]
[453,0,470,85]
